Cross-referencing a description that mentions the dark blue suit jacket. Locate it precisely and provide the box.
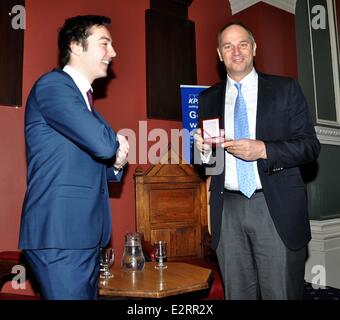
[19,69,122,250]
[198,72,321,251]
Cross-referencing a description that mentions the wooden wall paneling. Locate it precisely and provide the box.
[0,0,25,106]
[145,0,196,120]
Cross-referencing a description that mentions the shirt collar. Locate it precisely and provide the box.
[226,67,258,91]
[63,65,92,94]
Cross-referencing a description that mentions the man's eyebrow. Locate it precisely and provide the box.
[222,39,249,45]
[99,36,112,42]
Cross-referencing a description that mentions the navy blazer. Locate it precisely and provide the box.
[198,72,321,251]
[19,69,122,249]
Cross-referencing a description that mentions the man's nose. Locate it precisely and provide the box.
[232,45,241,55]
[108,45,117,58]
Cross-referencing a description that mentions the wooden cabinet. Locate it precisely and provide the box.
[135,154,208,261]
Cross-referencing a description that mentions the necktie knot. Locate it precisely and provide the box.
[234,82,242,91]
[86,89,94,110]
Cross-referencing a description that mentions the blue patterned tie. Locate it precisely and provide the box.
[234,83,256,198]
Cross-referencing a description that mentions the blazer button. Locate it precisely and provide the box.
[101,188,105,194]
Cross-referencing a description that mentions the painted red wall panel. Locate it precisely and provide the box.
[233,2,298,78]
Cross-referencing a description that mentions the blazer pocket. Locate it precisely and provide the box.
[56,185,96,199]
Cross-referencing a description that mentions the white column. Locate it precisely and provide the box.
[305,218,340,289]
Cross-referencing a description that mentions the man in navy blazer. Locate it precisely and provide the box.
[194,22,320,299]
[19,15,129,299]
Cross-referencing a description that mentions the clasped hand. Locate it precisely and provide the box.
[194,128,267,161]
[114,134,129,170]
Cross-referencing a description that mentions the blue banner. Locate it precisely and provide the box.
[180,85,209,164]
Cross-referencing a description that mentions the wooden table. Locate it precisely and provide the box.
[99,262,212,298]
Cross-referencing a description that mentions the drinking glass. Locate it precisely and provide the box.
[154,241,167,269]
[100,247,114,278]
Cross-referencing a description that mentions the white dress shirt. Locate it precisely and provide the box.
[63,65,93,111]
[224,68,262,190]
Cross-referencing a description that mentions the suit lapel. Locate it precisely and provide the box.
[214,81,227,130]
[256,73,274,139]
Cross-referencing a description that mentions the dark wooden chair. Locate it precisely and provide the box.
[134,147,224,299]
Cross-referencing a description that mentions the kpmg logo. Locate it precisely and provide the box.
[188,94,198,105]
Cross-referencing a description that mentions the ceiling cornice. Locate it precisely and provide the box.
[229,0,297,15]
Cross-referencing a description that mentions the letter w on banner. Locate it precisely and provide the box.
[180,85,209,164]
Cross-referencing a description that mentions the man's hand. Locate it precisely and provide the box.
[114,134,129,170]
[222,139,267,161]
[194,128,212,155]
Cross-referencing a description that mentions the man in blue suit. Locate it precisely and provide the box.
[194,22,320,299]
[19,15,129,299]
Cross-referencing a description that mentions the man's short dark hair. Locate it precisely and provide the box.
[58,15,111,67]
[218,21,255,48]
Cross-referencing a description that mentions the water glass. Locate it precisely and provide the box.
[100,247,114,278]
[154,240,167,269]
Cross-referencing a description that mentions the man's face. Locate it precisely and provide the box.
[217,25,256,82]
[72,25,116,83]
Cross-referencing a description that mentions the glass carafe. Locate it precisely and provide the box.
[121,232,145,271]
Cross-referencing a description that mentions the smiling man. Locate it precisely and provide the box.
[194,22,320,299]
[19,15,129,300]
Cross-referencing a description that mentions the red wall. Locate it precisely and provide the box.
[0,1,298,265]
[0,0,151,261]
[233,2,298,78]
[190,0,232,84]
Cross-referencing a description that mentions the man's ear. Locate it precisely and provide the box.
[253,42,257,57]
[70,41,83,56]
[217,48,223,62]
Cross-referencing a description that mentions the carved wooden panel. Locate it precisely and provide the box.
[149,186,197,223]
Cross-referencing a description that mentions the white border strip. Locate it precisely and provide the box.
[179,85,210,88]
[229,0,296,15]
[308,0,340,127]
[262,0,297,14]
[328,0,340,125]
[310,218,340,240]
[307,0,320,124]
[315,125,340,145]
[229,0,259,15]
